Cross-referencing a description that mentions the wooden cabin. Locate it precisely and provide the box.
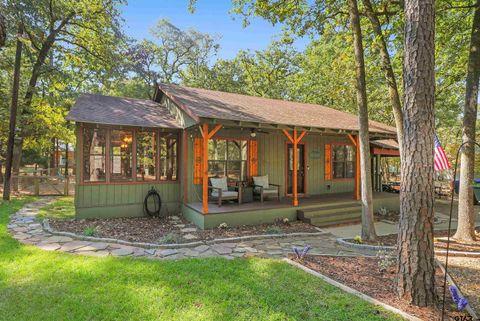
[66,83,400,229]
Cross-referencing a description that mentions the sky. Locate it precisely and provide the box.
[121,0,308,60]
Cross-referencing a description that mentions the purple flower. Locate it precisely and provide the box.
[301,245,312,259]
[292,245,312,260]
[449,286,469,311]
[292,246,301,259]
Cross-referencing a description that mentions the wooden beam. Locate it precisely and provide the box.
[202,123,209,214]
[296,130,307,143]
[347,134,357,146]
[208,124,222,139]
[282,129,294,143]
[354,135,360,200]
[293,130,298,207]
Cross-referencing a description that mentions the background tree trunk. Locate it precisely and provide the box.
[363,0,404,152]
[348,0,377,241]
[455,0,480,242]
[3,24,23,200]
[397,0,436,306]
[0,13,5,48]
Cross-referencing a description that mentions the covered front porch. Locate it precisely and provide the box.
[183,192,400,229]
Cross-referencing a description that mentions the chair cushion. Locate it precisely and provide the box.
[211,190,238,198]
[210,177,228,191]
[262,187,278,195]
[253,175,269,192]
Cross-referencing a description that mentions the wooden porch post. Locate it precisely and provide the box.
[201,123,223,214]
[282,129,306,206]
[202,123,209,214]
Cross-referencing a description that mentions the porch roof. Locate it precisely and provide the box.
[66,94,182,129]
[157,83,397,137]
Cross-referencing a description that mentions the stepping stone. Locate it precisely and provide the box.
[211,245,233,255]
[28,223,41,229]
[181,227,197,233]
[38,242,61,251]
[145,249,156,255]
[183,249,200,257]
[158,249,178,257]
[90,242,109,250]
[267,250,284,256]
[81,250,110,257]
[243,247,258,253]
[13,233,31,240]
[198,250,216,258]
[7,224,17,229]
[60,241,91,252]
[194,245,210,253]
[183,234,198,240]
[231,252,245,258]
[132,249,146,257]
[43,236,73,243]
[13,227,28,233]
[218,242,237,248]
[111,248,133,256]
[233,247,247,253]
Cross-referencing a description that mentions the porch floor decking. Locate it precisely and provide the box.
[186,192,397,215]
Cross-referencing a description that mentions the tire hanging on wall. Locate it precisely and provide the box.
[144,187,162,217]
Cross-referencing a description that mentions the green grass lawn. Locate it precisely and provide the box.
[0,197,403,321]
[37,196,75,220]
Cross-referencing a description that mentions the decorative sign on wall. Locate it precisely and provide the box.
[310,150,322,160]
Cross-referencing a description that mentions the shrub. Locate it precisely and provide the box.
[161,233,176,244]
[83,226,97,237]
[353,235,363,244]
[266,226,283,234]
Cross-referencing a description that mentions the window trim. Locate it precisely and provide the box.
[80,124,180,185]
[331,142,356,181]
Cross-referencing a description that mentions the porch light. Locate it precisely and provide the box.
[250,129,256,138]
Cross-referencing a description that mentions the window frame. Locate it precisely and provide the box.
[331,143,356,180]
[207,137,249,182]
[80,124,179,185]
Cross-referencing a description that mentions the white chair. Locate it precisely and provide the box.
[208,177,242,207]
[252,175,280,202]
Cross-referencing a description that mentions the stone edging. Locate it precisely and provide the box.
[283,258,423,321]
[336,237,396,251]
[337,237,480,258]
[436,259,478,319]
[43,219,329,249]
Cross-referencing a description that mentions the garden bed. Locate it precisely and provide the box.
[291,255,470,321]
[444,257,480,312]
[48,216,319,244]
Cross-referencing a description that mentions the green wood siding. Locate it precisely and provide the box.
[185,127,355,202]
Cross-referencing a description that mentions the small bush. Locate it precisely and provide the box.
[217,222,228,229]
[161,233,176,244]
[83,226,97,237]
[266,226,283,234]
[353,235,363,244]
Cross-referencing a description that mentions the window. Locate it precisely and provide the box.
[159,133,178,181]
[110,130,133,182]
[81,126,178,183]
[208,139,248,181]
[82,128,107,182]
[136,131,157,181]
[332,144,355,179]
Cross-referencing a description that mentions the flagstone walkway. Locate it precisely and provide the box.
[8,198,363,260]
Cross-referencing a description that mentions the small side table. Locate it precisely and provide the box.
[241,186,254,203]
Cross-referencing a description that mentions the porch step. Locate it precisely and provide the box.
[297,203,362,227]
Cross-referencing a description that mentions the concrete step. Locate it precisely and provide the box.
[310,217,362,227]
[298,205,361,219]
[309,211,361,225]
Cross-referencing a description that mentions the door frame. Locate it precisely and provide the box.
[284,141,307,197]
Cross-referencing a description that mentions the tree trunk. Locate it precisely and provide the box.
[455,0,480,242]
[397,0,436,306]
[348,0,377,241]
[3,24,23,200]
[362,0,404,152]
[0,13,6,48]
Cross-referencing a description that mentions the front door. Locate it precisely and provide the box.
[287,144,305,195]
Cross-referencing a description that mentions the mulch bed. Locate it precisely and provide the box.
[292,255,470,321]
[359,229,480,253]
[446,257,480,311]
[49,216,319,244]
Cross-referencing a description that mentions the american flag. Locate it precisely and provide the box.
[434,134,451,171]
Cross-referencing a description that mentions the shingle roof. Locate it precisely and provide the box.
[158,83,396,135]
[66,94,182,129]
[371,139,399,149]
